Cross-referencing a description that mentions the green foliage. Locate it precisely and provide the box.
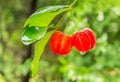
[22,5,70,45]
[22,26,48,45]
[1,0,120,82]
[22,5,71,77]
[30,30,55,77]
[24,5,70,27]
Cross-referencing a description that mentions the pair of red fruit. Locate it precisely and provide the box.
[49,28,96,55]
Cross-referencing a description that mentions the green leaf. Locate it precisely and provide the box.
[30,30,55,77]
[24,5,70,27]
[22,26,47,45]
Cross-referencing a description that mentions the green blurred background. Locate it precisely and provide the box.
[0,0,120,82]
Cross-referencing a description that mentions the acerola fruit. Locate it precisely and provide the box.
[72,28,96,52]
[83,28,96,49]
[49,31,73,55]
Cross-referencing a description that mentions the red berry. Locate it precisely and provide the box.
[83,28,96,49]
[72,28,96,52]
[49,31,73,55]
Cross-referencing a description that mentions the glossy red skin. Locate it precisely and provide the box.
[72,28,96,52]
[83,28,96,48]
[49,31,73,55]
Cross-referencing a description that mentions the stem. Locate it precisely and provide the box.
[69,0,80,30]
[62,0,78,32]
[70,0,77,8]
[63,16,71,33]
[71,18,80,30]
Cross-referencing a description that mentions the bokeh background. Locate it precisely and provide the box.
[0,0,120,82]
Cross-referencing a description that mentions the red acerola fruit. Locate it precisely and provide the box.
[49,31,73,55]
[72,28,96,52]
